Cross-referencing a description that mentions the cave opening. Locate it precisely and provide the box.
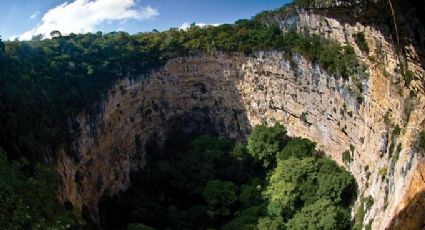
[98,123,357,230]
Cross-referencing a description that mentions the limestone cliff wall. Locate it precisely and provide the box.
[272,9,425,229]
[57,8,425,230]
[57,55,251,223]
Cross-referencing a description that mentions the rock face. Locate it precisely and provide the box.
[57,8,425,230]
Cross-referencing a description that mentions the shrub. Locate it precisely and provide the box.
[342,150,352,163]
[401,62,415,86]
[364,196,374,210]
[379,167,388,178]
[388,142,395,157]
[383,112,391,126]
[392,144,402,162]
[353,197,366,230]
[354,32,369,53]
[392,125,401,137]
[350,144,355,153]
[301,112,308,123]
[365,219,374,230]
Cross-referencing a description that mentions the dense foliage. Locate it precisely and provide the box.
[0,148,77,229]
[0,15,365,163]
[354,32,369,54]
[100,125,356,230]
[247,124,288,167]
[0,3,364,229]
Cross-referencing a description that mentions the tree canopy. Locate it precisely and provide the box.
[0,2,363,228]
[247,124,288,167]
[100,126,356,230]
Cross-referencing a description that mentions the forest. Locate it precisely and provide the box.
[100,125,357,230]
[0,2,364,229]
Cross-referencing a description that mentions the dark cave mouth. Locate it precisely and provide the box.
[96,123,358,230]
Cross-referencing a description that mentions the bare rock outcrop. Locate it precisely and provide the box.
[57,8,425,230]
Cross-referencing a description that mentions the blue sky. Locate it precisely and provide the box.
[0,0,292,40]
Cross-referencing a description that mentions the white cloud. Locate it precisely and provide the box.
[8,35,18,41]
[179,22,221,30]
[19,0,159,40]
[30,11,40,19]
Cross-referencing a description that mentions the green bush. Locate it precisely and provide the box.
[379,167,388,178]
[264,156,355,219]
[392,125,401,137]
[354,32,369,53]
[286,199,351,230]
[342,150,352,163]
[353,195,374,230]
[364,196,374,210]
[353,198,366,230]
[0,149,77,229]
[392,143,402,162]
[247,124,288,167]
[365,219,374,230]
[224,206,263,230]
[401,62,415,86]
[203,180,238,217]
[389,142,395,156]
[257,216,284,230]
[232,143,249,161]
[277,137,316,161]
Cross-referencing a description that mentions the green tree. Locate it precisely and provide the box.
[239,184,261,207]
[257,216,284,230]
[0,149,77,229]
[0,36,4,53]
[263,157,317,218]
[316,158,356,206]
[203,180,238,217]
[232,143,249,161]
[247,124,288,167]
[223,206,264,230]
[354,32,369,53]
[278,137,316,161]
[0,181,31,230]
[286,199,351,230]
[169,135,230,195]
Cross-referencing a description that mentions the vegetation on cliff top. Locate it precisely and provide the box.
[0,3,364,228]
[0,17,365,163]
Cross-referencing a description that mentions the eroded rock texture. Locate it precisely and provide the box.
[57,8,425,230]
